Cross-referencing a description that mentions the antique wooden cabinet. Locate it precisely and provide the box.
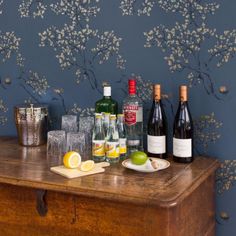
[0,137,219,236]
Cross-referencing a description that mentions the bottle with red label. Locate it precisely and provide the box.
[122,79,143,154]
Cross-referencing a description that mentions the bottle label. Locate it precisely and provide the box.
[119,138,127,154]
[147,135,166,154]
[123,105,143,126]
[106,141,120,158]
[92,140,105,157]
[173,138,192,158]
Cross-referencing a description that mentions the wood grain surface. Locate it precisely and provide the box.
[0,137,219,207]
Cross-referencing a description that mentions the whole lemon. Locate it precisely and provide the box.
[130,151,148,165]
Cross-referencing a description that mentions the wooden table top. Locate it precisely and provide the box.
[0,137,219,207]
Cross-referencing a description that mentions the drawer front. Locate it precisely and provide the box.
[0,184,168,236]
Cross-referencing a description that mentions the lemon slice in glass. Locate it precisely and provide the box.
[63,151,81,169]
[80,160,95,172]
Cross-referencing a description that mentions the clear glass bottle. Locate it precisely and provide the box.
[95,86,118,115]
[92,114,105,162]
[102,112,110,139]
[122,79,143,154]
[117,114,127,161]
[105,115,120,163]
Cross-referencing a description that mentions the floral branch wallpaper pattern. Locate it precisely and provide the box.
[0,1,236,234]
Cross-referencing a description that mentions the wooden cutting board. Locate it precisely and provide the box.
[50,162,110,179]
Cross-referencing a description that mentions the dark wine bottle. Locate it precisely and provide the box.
[173,85,193,163]
[147,84,167,159]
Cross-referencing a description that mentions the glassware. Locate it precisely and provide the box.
[66,132,86,159]
[79,116,94,159]
[61,115,78,133]
[47,130,66,156]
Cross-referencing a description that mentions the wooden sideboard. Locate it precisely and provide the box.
[0,137,219,236]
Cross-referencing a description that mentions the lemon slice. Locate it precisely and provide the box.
[80,160,95,172]
[63,151,81,169]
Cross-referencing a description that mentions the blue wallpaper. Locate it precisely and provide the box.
[0,1,236,235]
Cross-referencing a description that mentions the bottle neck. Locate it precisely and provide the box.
[129,92,136,97]
[110,119,116,126]
[95,118,102,126]
[103,95,111,99]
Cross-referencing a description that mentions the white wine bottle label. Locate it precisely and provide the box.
[106,141,120,158]
[92,140,105,157]
[119,138,127,154]
[147,135,166,154]
[173,138,192,158]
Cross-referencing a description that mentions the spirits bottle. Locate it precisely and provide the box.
[122,79,143,154]
[105,115,120,163]
[147,84,168,159]
[173,85,194,163]
[117,114,127,160]
[95,86,118,114]
[92,114,105,162]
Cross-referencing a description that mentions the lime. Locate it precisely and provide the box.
[130,151,148,165]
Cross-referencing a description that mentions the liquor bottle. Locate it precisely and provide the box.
[105,115,120,163]
[117,114,127,160]
[173,85,194,163]
[92,114,106,162]
[147,84,167,159]
[122,79,143,154]
[95,86,118,114]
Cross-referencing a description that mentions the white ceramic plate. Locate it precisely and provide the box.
[122,158,170,173]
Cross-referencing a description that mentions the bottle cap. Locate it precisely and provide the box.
[95,113,102,119]
[129,79,136,95]
[104,86,111,96]
[110,114,116,120]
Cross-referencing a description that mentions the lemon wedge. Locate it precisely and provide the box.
[63,151,81,169]
[80,160,95,172]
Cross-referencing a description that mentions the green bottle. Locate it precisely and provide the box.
[95,86,118,115]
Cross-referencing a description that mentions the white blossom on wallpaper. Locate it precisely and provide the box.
[194,112,222,154]
[0,98,7,125]
[34,0,125,89]
[0,31,23,67]
[50,0,100,25]
[0,0,3,15]
[217,160,236,194]
[158,0,219,25]
[68,103,94,116]
[25,71,50,96]
[144,3,235,98]
[19,0,47,18]
[120,0,155,16]
[120,0,236,98]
